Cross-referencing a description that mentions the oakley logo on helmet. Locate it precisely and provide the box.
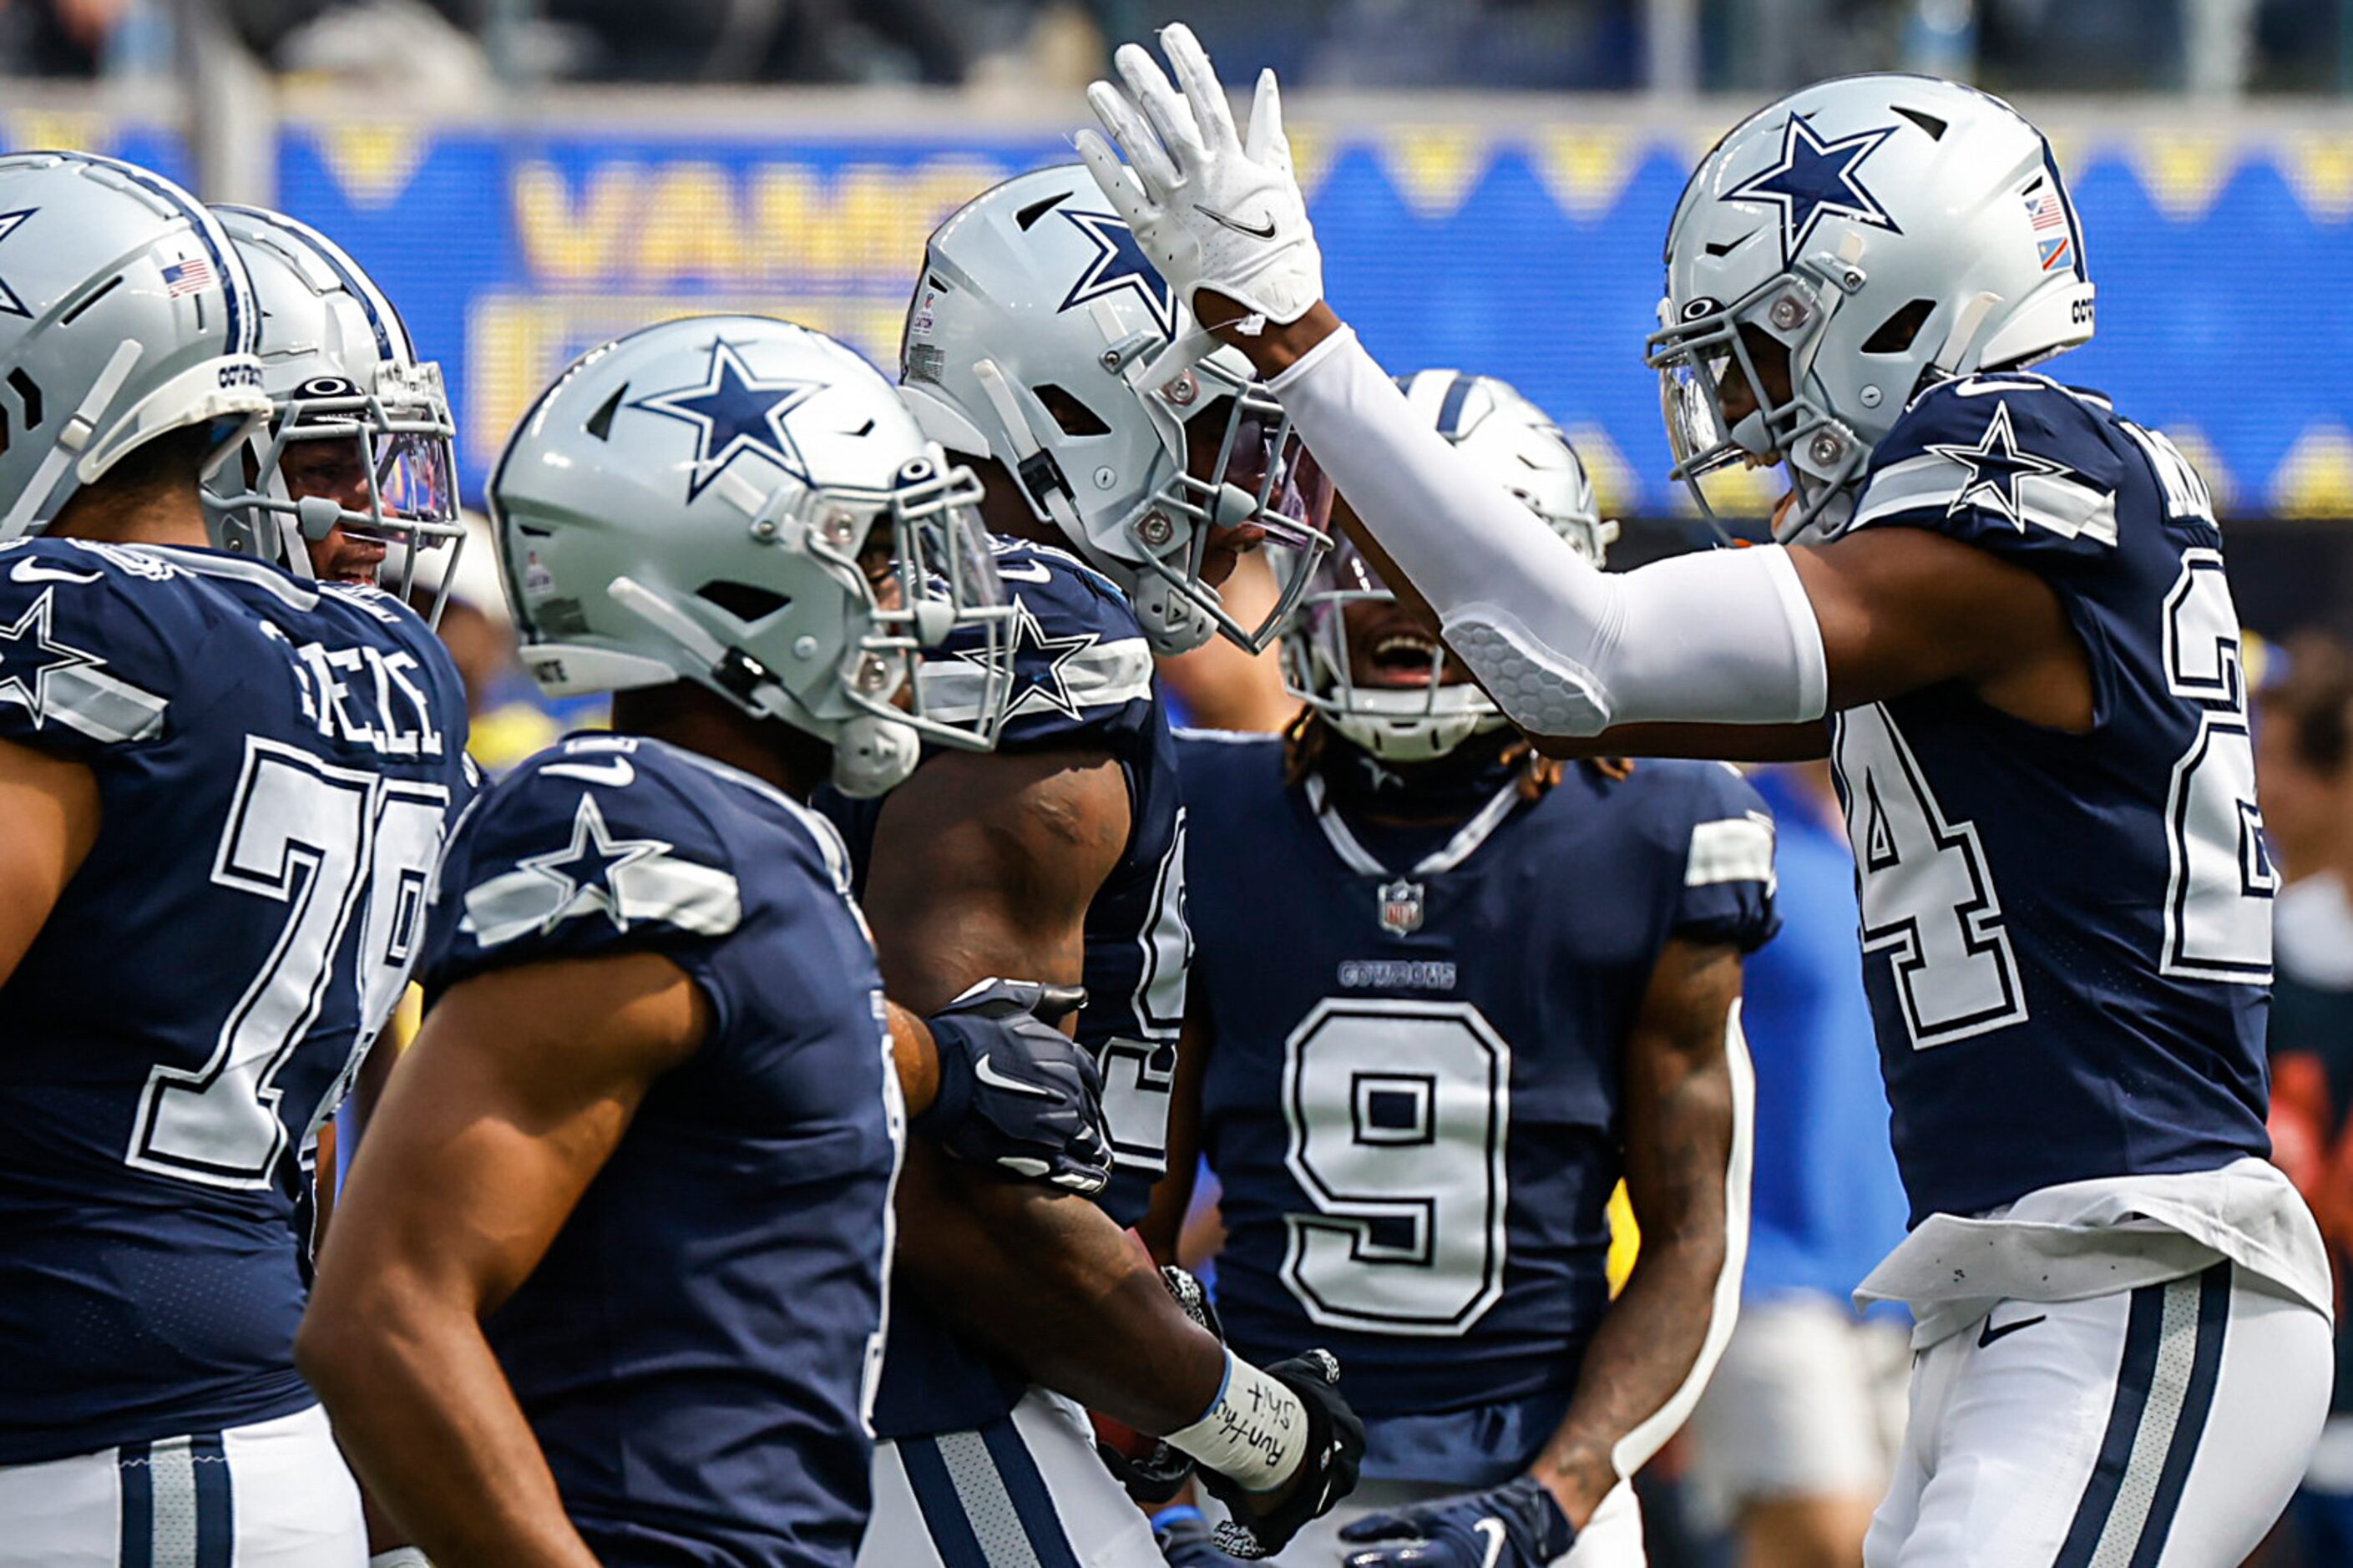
[1724,115,1904,267]
[296,376,361,398]
[1057,209,1178,340]
[629,339,822,502]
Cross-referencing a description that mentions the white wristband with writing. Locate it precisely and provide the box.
[1162,1350,1308,1494]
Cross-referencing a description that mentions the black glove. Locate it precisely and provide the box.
[1098,1265,1226,1504]
[1153,1506,1252,1565]
[915,979,1111,1194]
[1338,1474,1576,1567]
[1196,1350,1366,1560]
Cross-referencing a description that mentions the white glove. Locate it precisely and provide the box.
[1075,23,1323,327]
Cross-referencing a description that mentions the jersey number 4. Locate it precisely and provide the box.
[127,736,448,1190]
[1280,999,1510,1334]
[1836,703,2029,1049]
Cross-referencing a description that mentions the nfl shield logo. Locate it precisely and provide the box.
[1377,878,1425,937]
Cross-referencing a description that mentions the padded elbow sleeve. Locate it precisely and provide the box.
[1444,544,1829,736]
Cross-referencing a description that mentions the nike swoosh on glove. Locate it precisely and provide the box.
[1075,21,1323,327]
[1338,1474,1576,1568]
[916,979,1112,1193]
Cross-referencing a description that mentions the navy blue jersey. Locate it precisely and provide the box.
[1834,372,2274,1224]
[0,539,471,1464]
[423,733,902,1566]
[819,537,1190,1439]
[1178,731,1774,1472]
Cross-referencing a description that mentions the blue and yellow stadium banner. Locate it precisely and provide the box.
[13,104,2352,518]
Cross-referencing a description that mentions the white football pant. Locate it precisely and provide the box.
[1866,1262,2330,1567]
[860,1387,1163,1568]
[0,1404,364,1568]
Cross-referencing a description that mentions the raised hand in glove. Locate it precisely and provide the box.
[1075,22,1322,329]
[915,979,1111,1194]
[1338,1474,1576,1568]
[1187,1350,1365,1560]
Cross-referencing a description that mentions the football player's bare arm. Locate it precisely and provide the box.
[862,746,1126,1009]
[1136,999,1215,1268]
[296,953,707,1568]
[1528,938,1746,1529]
[861,744,1227,1432]
[0,736,99,988]
[893,1138,1225,1432]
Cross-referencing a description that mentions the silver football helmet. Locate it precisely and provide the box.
[1284,372,1613,762]
[898,163,1331,655]
[0,150,271,538]
[206,205,464,618]
[1647,74,2095,541]
[490,315,1013,798]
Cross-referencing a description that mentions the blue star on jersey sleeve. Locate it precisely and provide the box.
[424,740,745,991]
[1847,376,2131,561]
[915,543,1158,751]
[0,542,177,756]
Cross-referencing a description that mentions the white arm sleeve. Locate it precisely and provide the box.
[1270,327,1829,736]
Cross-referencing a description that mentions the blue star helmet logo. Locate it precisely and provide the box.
[630,340,823,503]
[0,209,36,319]
[1923,399,2074,529]
[1725,115,1902,267]
[1058,210,1178,341]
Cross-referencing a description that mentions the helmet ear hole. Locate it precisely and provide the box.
[1033,383,1109,438]
[696,580,791,622]
[1861,298,1938,356]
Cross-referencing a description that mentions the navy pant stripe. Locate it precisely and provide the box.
[116,1442,154,1568]
[897,1435,993,1568]
[979,1415,1081,1568]
[2053,1279,2168,1568]
[190,1433,232,1568]
[2127,1262,2233,1568]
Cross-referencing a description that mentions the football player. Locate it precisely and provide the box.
[205,205,465,601]
[818,164,1362,1568]
[299,316,1116,1566]
[0,153,473,1565]
[1147,374,1769,1568]
[1081,36,2332,1567]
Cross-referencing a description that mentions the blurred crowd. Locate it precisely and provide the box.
[3,0,2344,93]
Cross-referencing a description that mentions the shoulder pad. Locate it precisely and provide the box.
[439,736,746,958]
[0,539,191,751]
[929,552,1156,745]
[1850,374,2128,552]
